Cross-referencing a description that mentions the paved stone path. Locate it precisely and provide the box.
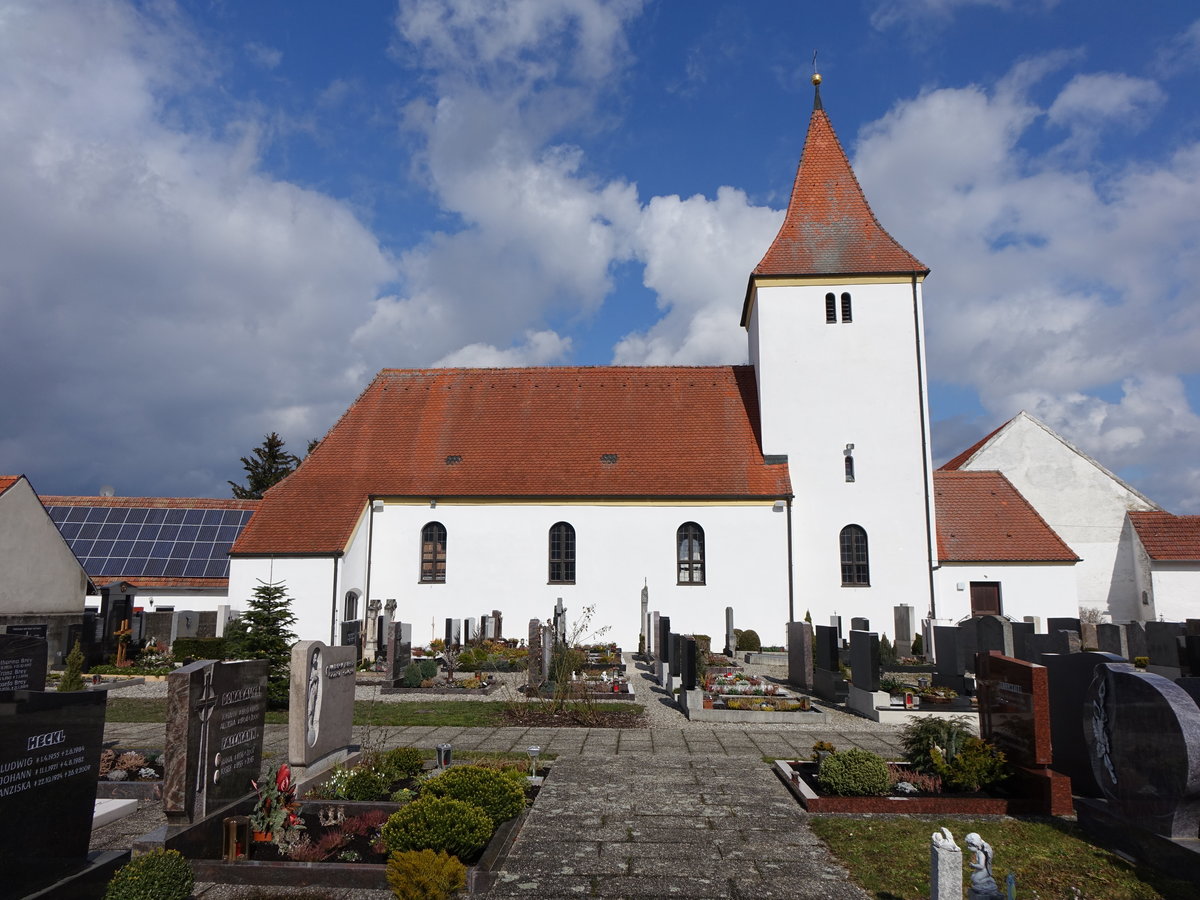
[487,755,869,900]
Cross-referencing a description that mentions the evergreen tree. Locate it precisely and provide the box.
[225,581,297,708]
[58,639,85,691]
[911,632,924,658]
[804,609,812,624]
[880,633,896,665]
[229,432,302,499]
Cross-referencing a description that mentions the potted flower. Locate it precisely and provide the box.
[250,763,306,845]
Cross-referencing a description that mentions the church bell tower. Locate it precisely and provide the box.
[742,74,937,628]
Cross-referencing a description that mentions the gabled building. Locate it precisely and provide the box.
[932,470,1079,622]
[0,475,91,667]
[230,79,938,651]
[939,411,1161,622]
[1128,512,1200,623]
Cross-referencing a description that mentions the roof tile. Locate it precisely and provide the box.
[934,470,1078,562]
[1129,511,1200,560]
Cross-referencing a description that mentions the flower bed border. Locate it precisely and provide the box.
[380,680,502,696]
[773,760,1045,815]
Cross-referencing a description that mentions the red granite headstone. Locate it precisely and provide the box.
[976,651,1052,767]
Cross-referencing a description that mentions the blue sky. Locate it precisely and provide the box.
[1,0,1199,511]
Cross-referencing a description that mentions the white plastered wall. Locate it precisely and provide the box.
[932,562,1078,625]
[1149,564,1200,623]
[0,477,89,615]
[957,414,1158,622]
[228,555,341,645]
[323,499,792,652]
[748,279,936,633]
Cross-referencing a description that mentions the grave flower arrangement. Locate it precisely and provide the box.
[250,763,306,845]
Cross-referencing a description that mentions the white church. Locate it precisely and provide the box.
[225,83,1195,652]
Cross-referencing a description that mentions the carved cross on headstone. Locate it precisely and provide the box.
[192,665,219,815]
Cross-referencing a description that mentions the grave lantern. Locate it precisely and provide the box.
[223,815,250,861]
[526,745,541,778]
[436,742,453,769]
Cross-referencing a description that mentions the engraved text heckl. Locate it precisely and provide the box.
[27,730,66,751]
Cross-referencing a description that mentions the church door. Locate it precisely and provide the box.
[969,582,1002,617]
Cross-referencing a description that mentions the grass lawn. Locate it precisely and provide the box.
[809,816,1194,900]
[104,697,643,728]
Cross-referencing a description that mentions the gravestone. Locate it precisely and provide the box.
[1010,621,1034,663]
[540,625,552,683]
[849,630,880,692]
[1023,615,1042,633]
[787,621,814,691]
[1080,622,1098,650]
[830,615,842,643]
[527,620,542,687]
[724,607,735,656]
[451,618,462,648]
[490,609,503,639]
[289,640,357,768]
[553,599,566,644]
[813,625,846,702]
[930,829,963,900]
[1022,632,1055,662]
[669,633,682,677]
[0,689,108,895]
[480,615,492,640]
[1095,623,1128,659]
[639,586,649,651]
[1039,651,1126,797]
[957,619,979,673]
[387,621,413,686]
[976,652,1052,767]
[444,618,453,647]
[649,612,659,658]
[1183,635,1200,677]
[894,604,915,649]
[1146,622,1185,672]
[465,617,477,644]
[1125,622,1148,662]
[1084,663,1200,838]
[341,619,362,662]
[681,637,698,691]
[0,634,48,692]
[658,616,671,683]
[934,626,966,694]
[850,616,870,633]
[976,615,1014,658]
[163,658,268,824]
[1047,617,1081,636]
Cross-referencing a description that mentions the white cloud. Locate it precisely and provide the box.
[869,0,1055,32]
[1046,72,1164,155]
[0,1,396,494]
[853,61,1200,510]
[244,41,283,70]
[433,330,572,367]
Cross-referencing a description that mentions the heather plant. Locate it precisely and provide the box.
[381,796,493,860]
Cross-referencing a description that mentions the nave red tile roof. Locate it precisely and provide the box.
[0,476,18,494]
[751,101,928,281]
[1128,511,1200,560]
[934,470,1078,562]
[232,366,792,556]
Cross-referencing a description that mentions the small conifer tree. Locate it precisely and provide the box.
[58,639,85,691]
[804,609,812,624]
[225,580,297,708]
[880,633,896,665]
[911,632,924,658]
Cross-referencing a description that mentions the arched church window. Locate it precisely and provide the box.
[420,522,447,583]
[343,590,360,620]
[840,292,853,323]
[548,522,576,584]
[825,293,837,323]
[677,522,706,585]
[844,445,855,483]
[840,525,869,586]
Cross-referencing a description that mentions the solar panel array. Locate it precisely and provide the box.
[46,506,254,580]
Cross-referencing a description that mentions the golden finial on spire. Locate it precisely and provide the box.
[811,50,823,110]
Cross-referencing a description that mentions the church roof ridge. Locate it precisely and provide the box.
[751,103,928,280]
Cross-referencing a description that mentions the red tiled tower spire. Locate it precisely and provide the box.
[752,82,928,280]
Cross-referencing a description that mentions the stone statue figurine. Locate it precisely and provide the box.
[305,646,322,747]
[965,832,1001,899]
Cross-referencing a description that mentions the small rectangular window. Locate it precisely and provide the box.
[844,454,855,482]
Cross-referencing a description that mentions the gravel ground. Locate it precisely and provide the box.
[101,653,901,735]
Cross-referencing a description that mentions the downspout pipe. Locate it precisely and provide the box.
[786,495,795,624]
[912,275,938,619]
[329,556,339,645]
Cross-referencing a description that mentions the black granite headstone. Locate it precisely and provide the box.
[163,659,268,824]
[527,619,542,687]
[1048,617,1081,636]
[850,617,870,632]
[341,619,363,662]
[1085,663,1200,838]
[1095,623,1128,659]
[1146,622,1185,669]
[1051,629,1082,655]
[658,616,671,665]
[1040,651,1126,797]
[934,626,966,694]
[849,630,880,692]
[976,615,1014,657]
[814,625,839,672]
[1023,633,1055,662]
[681,638,697,691]
[1010,621,1034,662]
[0,634,48,692]
[387,621,412,687]
[0,689,107,894]
[1126,622,1148,662]
[669,633,682,677]
[787,621,814,690]
[1183,635,1200,677]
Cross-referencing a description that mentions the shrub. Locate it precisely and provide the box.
[171,636,227,661]
[104,848,194,900]
[879,634,896,665]
[58,640,85,691]
[421,765,525,825]
[403,662,425,688]
[736,629,761,651]
[340,766,391,801]
[816,748,891,796]
[380,796,493,860]
[374,746,426,782]
[930,737,1008,792]
[910,633,924,657]
[898,716,974,775]
[419,659,439,680]
[386,848,467,900]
